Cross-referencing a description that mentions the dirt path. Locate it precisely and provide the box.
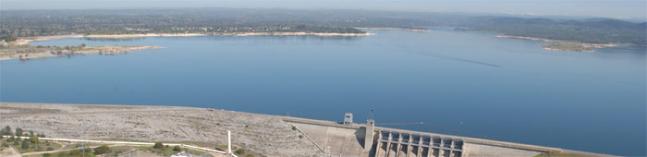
[21,144,102,156]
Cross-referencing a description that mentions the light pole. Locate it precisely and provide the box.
[227,130,238,157]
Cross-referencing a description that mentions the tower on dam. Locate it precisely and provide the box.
[344,112,354,125]
[364,119,376,151]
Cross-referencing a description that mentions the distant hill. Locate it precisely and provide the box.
[463,17,646,46]
[1,9,645,47]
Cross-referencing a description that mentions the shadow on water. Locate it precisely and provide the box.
[389,39,502,68]
[422,53,502,68]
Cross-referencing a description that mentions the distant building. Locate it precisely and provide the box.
[343,112,353,125]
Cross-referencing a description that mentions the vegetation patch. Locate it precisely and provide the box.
[147,142,184,156]
[0,126,62,154]
[93,145,111,155]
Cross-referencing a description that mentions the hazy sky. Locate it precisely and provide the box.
[1,0,646,19]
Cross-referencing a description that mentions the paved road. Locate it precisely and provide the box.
[3,135,228,156]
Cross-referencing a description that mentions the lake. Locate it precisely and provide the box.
[1,30,645,155]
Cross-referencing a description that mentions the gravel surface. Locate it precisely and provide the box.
[0,103,324,157]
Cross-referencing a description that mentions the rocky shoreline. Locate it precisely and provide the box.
[496,35,618,52]
[0,103,323,157]
[0,45,161,61]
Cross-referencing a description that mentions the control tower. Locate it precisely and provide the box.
[343,112,353,125]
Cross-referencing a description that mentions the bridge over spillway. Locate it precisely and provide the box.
[373,129,464,157]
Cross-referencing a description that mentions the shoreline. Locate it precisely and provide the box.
[357,27,429,32]
[2,31,370,62]
[13,32,373,45]
[496,35,619,52]
[0,45,161,61]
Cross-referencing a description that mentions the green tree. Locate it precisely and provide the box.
[69,149,82,156]
[29,133,40,149]
[1,126,11,136]
[1,35,18,42]
[15,128,23,137]
[153,142,164,149]
[29,134,39,144]
[21,140,30,149]
[235,148,246,155]
[172,145,182,152]
[94,145,111,155]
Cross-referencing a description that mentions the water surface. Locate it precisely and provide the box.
[1,30,645,155]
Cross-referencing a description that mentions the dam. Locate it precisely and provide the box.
[284,113,610,157]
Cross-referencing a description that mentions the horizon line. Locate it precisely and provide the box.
[1,7,644,22]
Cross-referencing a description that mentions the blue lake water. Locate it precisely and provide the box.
[1,30,645,155]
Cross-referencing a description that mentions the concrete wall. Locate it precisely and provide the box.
[285,118,609,157]
[289,122,367,157]
[462,143,541,157]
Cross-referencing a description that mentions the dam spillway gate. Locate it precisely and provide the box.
[371,129,464,157]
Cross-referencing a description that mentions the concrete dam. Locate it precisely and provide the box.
[284,113,610,157]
